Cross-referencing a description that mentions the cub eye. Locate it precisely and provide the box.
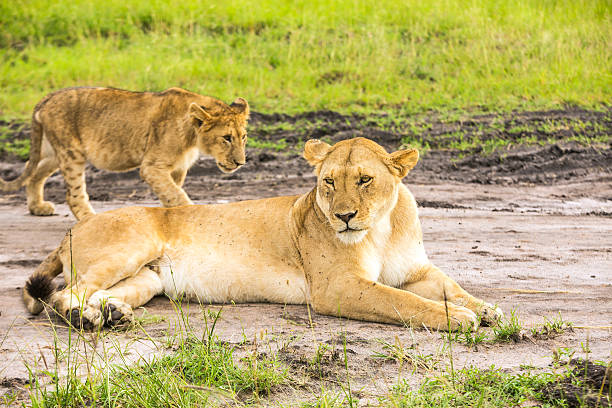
[359,175,372,185]
[223,135,232,143]
[323,178,334,186]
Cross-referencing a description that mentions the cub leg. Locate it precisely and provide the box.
[26,156,59,216]
[57,151,94,220]
[87,267,163,327]
[400,264,503,325]
[171,167,188,188]
[140,163,193,207]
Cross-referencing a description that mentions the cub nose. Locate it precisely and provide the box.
[233,159,246,166]
[335,211,357,224]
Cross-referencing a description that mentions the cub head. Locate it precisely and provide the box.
[189,98,249,173]
[304,137,419,245]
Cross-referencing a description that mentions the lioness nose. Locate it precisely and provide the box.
[335,211,357,223]
[233,159,245,166]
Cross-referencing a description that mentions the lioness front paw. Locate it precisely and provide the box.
[101,300,134,327]
[29,201,55,216]
[67,306,104,331]
[425,305,478,331]
[479,303,504,326]
[447,305,479,331]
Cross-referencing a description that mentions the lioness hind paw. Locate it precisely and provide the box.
[102,301,134,327]
[67,307,103,331]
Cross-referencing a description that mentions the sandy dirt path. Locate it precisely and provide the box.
[1,181,611,403]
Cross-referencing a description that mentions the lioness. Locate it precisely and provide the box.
[0,87,249,220]
[23,137,503,331]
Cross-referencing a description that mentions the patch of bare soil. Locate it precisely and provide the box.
[0,109,611,406]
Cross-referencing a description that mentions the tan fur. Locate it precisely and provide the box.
[1,87,249,220]
[23,137,503,330]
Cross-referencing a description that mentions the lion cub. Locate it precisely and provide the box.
[0,87,249,220]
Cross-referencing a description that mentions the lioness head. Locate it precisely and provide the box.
[304,137,419,244]
[189,98,250,173]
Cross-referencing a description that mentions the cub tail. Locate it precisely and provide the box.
[23,247,63,314]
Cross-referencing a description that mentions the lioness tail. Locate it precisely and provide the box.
[23,247,63,314]
[0,109,44,191]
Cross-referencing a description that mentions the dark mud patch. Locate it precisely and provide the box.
[0,377,28,388]
[1,108,610,205]
[540,359,611,407]
[0,259,41,268]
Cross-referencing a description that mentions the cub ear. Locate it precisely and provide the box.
[303,139,332,166]
[189,103,213,127]
[230,97,250,119]
[388,149,419,178]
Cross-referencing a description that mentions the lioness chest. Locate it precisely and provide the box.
[359,217,429,287]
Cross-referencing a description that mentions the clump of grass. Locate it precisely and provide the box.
[132,308,166,327]
[492,309,523,342]
[301,392,348,408]
[25,306,287,407]
[372,338,439,372]
[385,365,559,407]
[531,313,574,339]
[451,321,489,348]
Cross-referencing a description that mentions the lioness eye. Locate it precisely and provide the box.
[324,178,334,185]
[359,176,372,184]
[223,135,232,143]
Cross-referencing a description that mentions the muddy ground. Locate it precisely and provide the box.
[0,108,611,405]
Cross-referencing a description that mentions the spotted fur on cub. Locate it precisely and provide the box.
[1,87,249,220]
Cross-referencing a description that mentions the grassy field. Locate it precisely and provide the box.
[0,0,610,118]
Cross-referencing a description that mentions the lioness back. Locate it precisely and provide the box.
[0,87,250,220]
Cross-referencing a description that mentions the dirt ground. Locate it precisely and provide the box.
[0,109,611,404]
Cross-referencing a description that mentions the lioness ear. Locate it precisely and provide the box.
[230,97,249,119]
[389,149,419,178]
[303,139,332,166]
[189,103,213,127]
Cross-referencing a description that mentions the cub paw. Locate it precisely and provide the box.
[479,303,504,326]
[102,301,134,327]
[67,306,103,331]
[29,201,55,216]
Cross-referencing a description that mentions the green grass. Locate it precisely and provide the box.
[531,313,574,339]
[247,137,288,151]
[385,365,561,407]
[372,338,440,372]
[1,0,610,118]
[14,300,602,407]
[0,122,30,159]
[25,305,288,407]
[492,310,523,343]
